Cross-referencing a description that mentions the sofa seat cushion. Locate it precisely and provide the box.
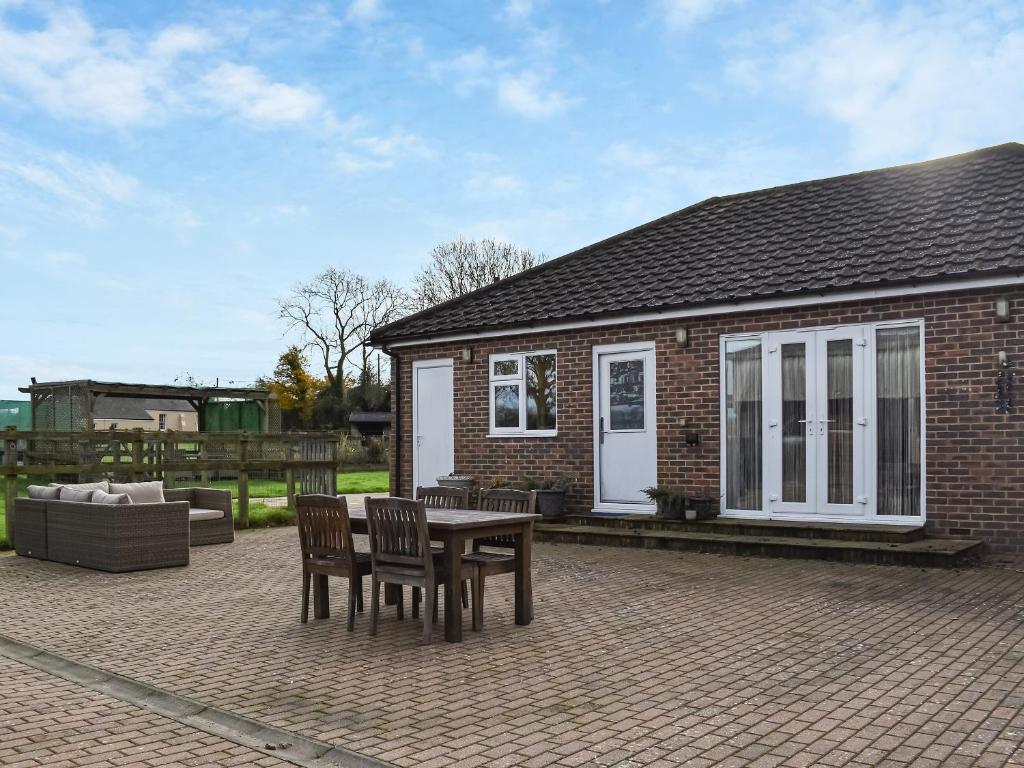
[27,485,61,500]
[109,481,165,504]
[189,508,226,522]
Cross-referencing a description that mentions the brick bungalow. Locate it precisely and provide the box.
[371,144,1024,554]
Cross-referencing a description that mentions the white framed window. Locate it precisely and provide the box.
[488,351,557,436]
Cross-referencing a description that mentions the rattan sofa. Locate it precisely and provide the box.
[164,488,234,546]
[13,497,190,572]
[12,486,234,572]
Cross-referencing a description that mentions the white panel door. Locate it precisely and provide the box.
[596,347,657,508]
[413,359,454,491]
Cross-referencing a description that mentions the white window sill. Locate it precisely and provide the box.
[487,431,558,438]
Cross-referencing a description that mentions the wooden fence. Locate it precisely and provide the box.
[1,428,350,547]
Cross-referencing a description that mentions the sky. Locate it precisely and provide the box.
[1,0,1023,399]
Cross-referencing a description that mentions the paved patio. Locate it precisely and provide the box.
[2,512,1024,767]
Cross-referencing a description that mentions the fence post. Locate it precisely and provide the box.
[4,426,17,548]
[237,432,249,529]
[331,433,340,497]
[286,461,296,510]
[199,436,209,485]
[131,429,145,481]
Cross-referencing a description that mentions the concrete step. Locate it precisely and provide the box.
[564,514,926,543]
[535,523,983,568]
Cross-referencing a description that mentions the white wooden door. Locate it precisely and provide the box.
[596,346,657,509]
[413,359,454,491]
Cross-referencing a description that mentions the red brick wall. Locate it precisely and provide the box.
[389,285,1024,553]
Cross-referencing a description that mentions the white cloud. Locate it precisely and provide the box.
[653,0,732,31]
[336,130,433,173]
[0,131,197,228]
[502,0,535,21]
[429,47,500,95]
[150,24,213,58]
[497,71,576,118]
[0,4,330,131]
[346,0,384,23]
[464,172,527,196]
[200,63,323,125]
[728,2,1024,163]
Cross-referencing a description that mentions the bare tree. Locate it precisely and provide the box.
[411,236,544,310]
[277,267,407,398]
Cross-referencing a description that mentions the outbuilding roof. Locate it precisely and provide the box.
[372,143,1024,344]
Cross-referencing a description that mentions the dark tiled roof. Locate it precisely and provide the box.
[373,143,1024,343]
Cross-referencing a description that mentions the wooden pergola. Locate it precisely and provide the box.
[19,379,279,432]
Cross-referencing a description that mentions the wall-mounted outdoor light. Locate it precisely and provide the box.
[995,296,1011,322]
[460,347,473,363]
[675,328,689,347]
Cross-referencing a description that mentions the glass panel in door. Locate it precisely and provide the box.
[826,339,854,505]
[768,333,816,515]
[782,343,808,503]
[815,327,866,516]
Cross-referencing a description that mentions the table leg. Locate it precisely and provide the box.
[514,522,533,625]
[444,532,465,642]
[313,574,330,619]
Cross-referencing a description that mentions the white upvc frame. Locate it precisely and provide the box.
[719,319,926,525]
[487,350,558,437]
[412,357,454,493]
[592,341,658,514]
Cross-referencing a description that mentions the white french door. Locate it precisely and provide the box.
[723,321,924,524]
[765,325,868,519]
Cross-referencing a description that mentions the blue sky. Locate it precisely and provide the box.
[2,0,1022,399]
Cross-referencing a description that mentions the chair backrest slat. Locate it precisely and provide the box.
[296,494,355,562]
[365,497,433,575]
[415,485,469,510]
[476,489,532,549]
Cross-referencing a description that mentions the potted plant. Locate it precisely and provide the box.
[643,487,685,520]
[686,488,720,521]
[525,475,575,520]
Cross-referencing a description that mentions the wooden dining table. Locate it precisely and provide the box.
[342,507,540,643]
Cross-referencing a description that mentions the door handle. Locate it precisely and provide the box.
[599,417,605,444]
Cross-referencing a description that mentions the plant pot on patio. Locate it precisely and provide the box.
[685,492,720,521]
[535,489,567,520]
[644,487,684,520]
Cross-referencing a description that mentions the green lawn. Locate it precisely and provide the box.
[0,471,389,549]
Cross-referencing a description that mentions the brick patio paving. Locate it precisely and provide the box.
[3,515,1024,767]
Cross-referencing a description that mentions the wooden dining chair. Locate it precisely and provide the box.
[365,496,477,644]
[415,485,470,509]
[296,494,371,631]
[463,488,534,631]
[415,485,470,609]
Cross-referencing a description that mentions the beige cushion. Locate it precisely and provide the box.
[108,481,165,505]
[91,490,131,505]
[49,481,110,493]
[188,508,225,521]
[27,485,61,500]
[59,487,94,502]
